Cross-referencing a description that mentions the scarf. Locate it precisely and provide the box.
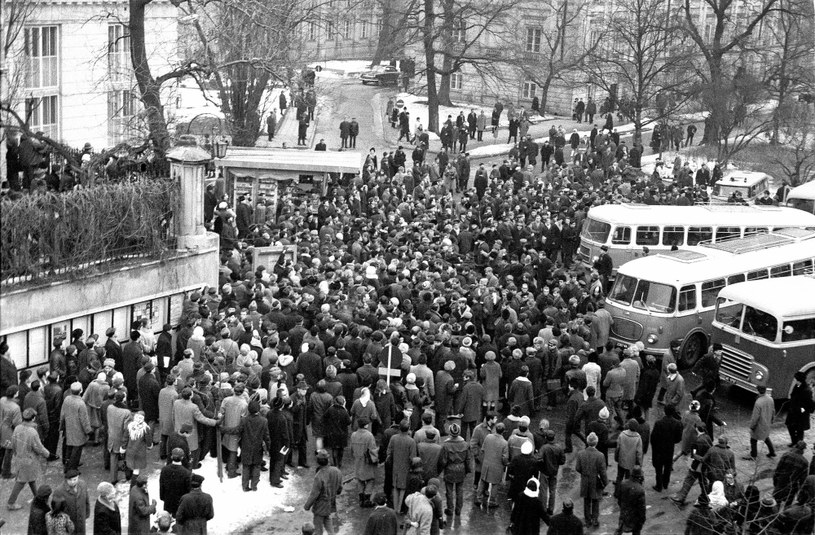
[708,481,728,509]
[523,477,540,498]
[359,388,371,408]
[128,413,148,442]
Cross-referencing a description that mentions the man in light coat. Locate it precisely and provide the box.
[614,419,643,497]
[304,449,342,535]
[7,408,49,509]
[60,382,93,471]
[746,385,776,460]
[476,422,508,507]
[575,432,607,528]
[351,417,379,508]
[158,375,178,460]
[219,383,248,478]
[173,387,218,467]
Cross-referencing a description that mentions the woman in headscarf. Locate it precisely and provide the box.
[708,480,730,510]
[509,477,550,535]
[121,411,152,479]
[353,386,381,431]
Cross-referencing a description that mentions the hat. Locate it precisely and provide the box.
[64,469,80,479]
[524,477,540,498]
[598,407,610,420]
[462,337,472,347]
[22,407,37,421]
[316,449,330,461]
[36,485,53,499]
[302,522,315,535]
[190,474,205,488]
[569,354,580,366]
[70,382,82,393]
[272,397,284,410]
[520,441,534,455]
[444,361,455,372]
[449,423,461,436]
[712,343,723,351]
[690,400,701,411]
[135,473,149,485]
[718,436,729,446]
[105,327,116,337]
[485,351,496,361]
[667,362,678,372]
[760,493,777,507]
[520,415,531,426]
[794,440,807,451]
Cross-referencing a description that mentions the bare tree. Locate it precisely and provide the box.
[520,0,602,115]
[680,0,782,157]
[583,0,693,145]
[771,104,815,186]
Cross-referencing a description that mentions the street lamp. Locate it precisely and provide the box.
[213,137,229,159]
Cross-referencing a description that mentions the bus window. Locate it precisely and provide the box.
[688,226,713,245]
[636,226,659,246]
[715,298,742,327]
[609,274,637,305]
[770,264,792,278]
[793,259,814,275]
[662,226,685,246]
[727,274,746,285]
[782,317,815,342]
[611,226,632,245]
[743,306,778,342]
[747,269,769,281]
[743,227,763,236]
[715,227,741,241]
[678,285,697,312]
[582,218,611,243]
[632,280,677,313]
[701,278,726,307]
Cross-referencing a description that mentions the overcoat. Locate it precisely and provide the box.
[11,421,49,481]
[387,432,417,488]
[351,427,379,481]
[575,445,607,499]
[480,432,509,485]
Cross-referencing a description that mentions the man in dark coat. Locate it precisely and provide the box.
[650,405,682,492]
[547,499,584,534]
[363,492,398,535]
[575,432,607,528]
[773,441,809,507]
[786,371,814,445]
[617,467,646,535]
[122,331,143,408]
[439,423,471,516]
[234,401,271,492]
[507,440,541,502]
[128,474,156,534]
[28,484,52,535]
[138,363,161,435]
[0,341,18,396]
[104,329,123,375]
[304,449,342,535]
[175,474,214,535]
[267,397,291,488]
[160,448,191,517]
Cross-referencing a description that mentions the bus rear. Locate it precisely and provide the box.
[712,277,815,398]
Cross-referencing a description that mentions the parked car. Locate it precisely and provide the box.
[360,65,400,86]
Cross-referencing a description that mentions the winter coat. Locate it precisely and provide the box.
[137,373,161,423]
[158,385,178,436]
[702,443,735,482]
[60,394,92,446]
[480,432,509,485]
[439,435,471,483]
[106,404,131,453]
[304,465,342,517]
[650,414,682,464]
[11,421,49,482]
[507,454,542,502]
[663,374,686,408]
[29,494,51,535]
[575,446,607,499]
[121,422,152,471]
[405,492,433,535]
[237,413,270,466]
[434,371,456,416]
[456,381,484,423]
[364,507,399,535]
[480,361,502,403]
[351,427,379,481]
[749,393,774,441]
[323,404,351,449]
[547,510,584,535]
[507,377,535,416]
[615,429,642,470]
[786,383,813,430]
[617,479,646,531]
[128,484,156,535]
[93,499,122,535]
[218,395,248,452]
[309,391,333,437]
[172,399,216,450]
[57,479,90,535]
[159,463,191,516]
[510,492,549,535]
[0,396,21,446]
[175,489,214,535]
[469,422,491,471]
[387,432,417,488]
[619,359,640,401]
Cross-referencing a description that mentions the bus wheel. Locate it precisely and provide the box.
[679,334,704,368]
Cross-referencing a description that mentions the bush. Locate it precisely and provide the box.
[1,179,179,284]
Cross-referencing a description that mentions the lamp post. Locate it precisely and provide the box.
[166,135,216,249]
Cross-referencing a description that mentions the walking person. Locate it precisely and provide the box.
[650,405,682,492]
[438,423,471,517]
[159,448,191,518]
[351,417,378,508]
[508,478,550,534]
[616,467,646,535]
[476,423,508,507]
[0,385,21,479]
[386,420,417,514]
[7,408,49,510]
[786,371,813,446]
[304,450,342,535]
[538,430,565,515]
[60,382,93,471]
[745,385,776,460]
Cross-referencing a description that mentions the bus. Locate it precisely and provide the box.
[577,204,815,274]
[787,181,815,215]
[604,229,815,366]
[712,276,815,399]
[711,171,772,203]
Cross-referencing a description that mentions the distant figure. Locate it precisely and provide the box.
[266,111,277,141]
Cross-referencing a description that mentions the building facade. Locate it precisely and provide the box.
[1,0,178,155]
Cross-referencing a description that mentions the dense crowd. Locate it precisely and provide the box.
[0,112,813,535]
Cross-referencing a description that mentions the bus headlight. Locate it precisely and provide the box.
[754,370,764,381]
[647,334,659,344]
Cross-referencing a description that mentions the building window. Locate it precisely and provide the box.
[526,28,541,53]
[308,21,317,40]
[361,20,368,39]
[452,19,465,43]
[24,26,59,89]
[522,80,537,99]
[25,95,59,139]
[108,24,130,83]
[344,19,352,39]
[108,89,136,144]
[327,21,334,40]
[450,72,463,90]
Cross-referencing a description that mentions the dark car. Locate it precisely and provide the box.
[360,65,400,86]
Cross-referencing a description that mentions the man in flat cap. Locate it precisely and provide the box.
[176,473,214,534]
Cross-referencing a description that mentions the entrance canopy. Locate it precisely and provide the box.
[218,147,362,177]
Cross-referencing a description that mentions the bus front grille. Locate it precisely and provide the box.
[611,317,643,341]
[720,346,753,381]
[578,245,590,261]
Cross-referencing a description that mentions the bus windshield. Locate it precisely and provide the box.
[715,298,742,327]
[742,306,778,342]
[609,275,677,313]
[581,218,611,243]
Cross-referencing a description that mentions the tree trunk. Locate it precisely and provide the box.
[129,0,171,157]
[633,103,643,146]
[437,55,453,107]
[423,0,439,133]
[539,77,553,115]
[371,0,403,66]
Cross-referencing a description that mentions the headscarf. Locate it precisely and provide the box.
[359,387,371,408]
[523,477,540,498]
[127,412,148,442]
[708,480,728,509]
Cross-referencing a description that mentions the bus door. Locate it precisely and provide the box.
[610,225,635,266]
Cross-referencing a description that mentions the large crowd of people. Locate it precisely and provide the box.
[1,104,813,535]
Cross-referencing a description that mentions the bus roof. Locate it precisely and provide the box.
[788,181,815,201]
[584,204,815,227]
[715,171,772,187]
[718,276,815,318]
[615,233,815,284]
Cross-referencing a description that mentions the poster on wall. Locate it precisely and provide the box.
[169,294,184,328]
[51,322,70,345]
